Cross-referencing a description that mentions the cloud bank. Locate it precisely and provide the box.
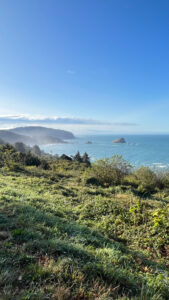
[0,114,137,126]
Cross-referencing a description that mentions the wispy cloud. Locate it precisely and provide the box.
[0,114,138,133]
[113,122,138,127]
[0,114,138,126]
[0,114,110,125]
[67,69,76,75]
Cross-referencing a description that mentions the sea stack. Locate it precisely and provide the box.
[113,137,126,143]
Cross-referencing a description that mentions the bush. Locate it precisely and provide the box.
[135,166,157,194]
[24,152,41,167]
[162,172,169,189]
[85,176,100,185]
[123,174,138,187]
[6,160,23,172]
[0,144,25,168]
[90,155,131,186]
[40,159,50,170]
[60,154,72,161]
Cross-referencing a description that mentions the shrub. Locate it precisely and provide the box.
[6,160,22,172]
[123,173,138,187]
[162,172,169,189]
[24,152,41,167]
[91,155,131,186]
[85,176,100,185]
[40,159,50,170]
[135,166,157,194]
[0,144,25,168]
[154,170,166,190]
[60,154,72,161]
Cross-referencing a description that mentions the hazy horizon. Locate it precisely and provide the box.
[0,115,169,136]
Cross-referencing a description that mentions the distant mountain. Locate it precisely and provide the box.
[33,135,66,145]
[10,126,75,140]
[0,138,5,145]
[0,130,35,145]
[0,126,75,145]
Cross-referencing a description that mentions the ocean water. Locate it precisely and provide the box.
[41,135,169,169]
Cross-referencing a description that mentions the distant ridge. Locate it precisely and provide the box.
[0,130,35,145]
[0,126,75,145]
[10,126,75,140]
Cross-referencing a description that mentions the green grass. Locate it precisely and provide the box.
[0,163,168,299]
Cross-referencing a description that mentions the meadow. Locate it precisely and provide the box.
[0,145,168,300]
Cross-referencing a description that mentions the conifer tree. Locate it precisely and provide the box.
[74,151,82,162]
[82,152,91,166]
[31,145,41,156]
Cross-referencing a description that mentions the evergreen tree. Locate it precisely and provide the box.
[73,151,82,162]
[31,145,41,156]
[14,142,27,154]
[82,152,91,166]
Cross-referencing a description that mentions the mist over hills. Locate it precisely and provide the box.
[10,126,75,139]
[0,126,75,145]
[0,130,35,145]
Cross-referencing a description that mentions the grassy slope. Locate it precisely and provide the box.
[0,162,168,300]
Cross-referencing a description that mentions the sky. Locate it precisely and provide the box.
[0,0,169,134]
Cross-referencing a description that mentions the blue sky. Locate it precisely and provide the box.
[0,0,169,134]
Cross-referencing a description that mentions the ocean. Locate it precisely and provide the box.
[41,135,169,169]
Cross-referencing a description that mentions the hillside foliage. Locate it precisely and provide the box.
[0,144,168,299]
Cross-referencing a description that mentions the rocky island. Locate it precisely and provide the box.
[113,137,126,143]
[86,141,92,144]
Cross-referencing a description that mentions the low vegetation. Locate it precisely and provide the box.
[0,144,168,299]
